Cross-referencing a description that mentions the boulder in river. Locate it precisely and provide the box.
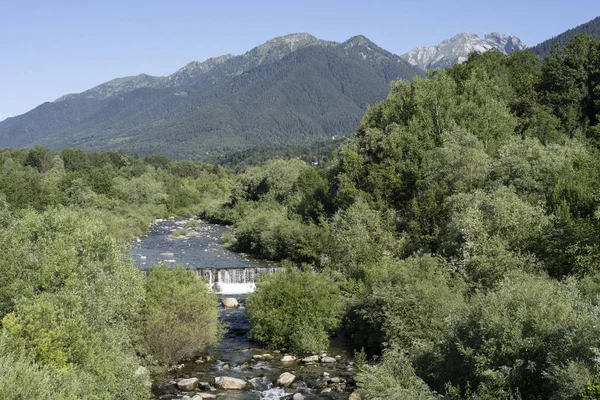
[214,376,249,390]
[321,356,337,363]
[222,298,239,308]
[276,372,296,387]
[177,377,199,390]
[301,355,319,363]
[293,393,305,400]
[281,355,296,362]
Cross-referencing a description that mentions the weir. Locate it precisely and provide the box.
[196,266,284,294]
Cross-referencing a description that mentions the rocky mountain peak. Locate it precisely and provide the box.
[401,31,527,70]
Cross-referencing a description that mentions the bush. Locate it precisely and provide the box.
[141,265,219,365]
[431,271,600,399]
[247,269,344,353]
[349,256,466,355]
[356,348,436,400]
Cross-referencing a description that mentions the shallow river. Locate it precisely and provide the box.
[132,218,357,400]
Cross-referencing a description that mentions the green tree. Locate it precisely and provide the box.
[141,265,219,365]
[247,269,344,353]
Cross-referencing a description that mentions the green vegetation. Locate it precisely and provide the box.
[1,33,600,398]
[531,16,600,57]
[141,265,219,365]
[247,269,344,353]
[209,35,600,399]
[0,149,230,397]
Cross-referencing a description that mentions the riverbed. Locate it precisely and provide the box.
[132,218,357,400]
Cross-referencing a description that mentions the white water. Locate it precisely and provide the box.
[198,267,283,294]
[249,376,288,399]
[214,282,256,294]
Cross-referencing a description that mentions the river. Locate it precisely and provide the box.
[132,218,357,400]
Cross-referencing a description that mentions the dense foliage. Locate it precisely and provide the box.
[209,35,600,399]
[0,150,230,398]
[141,265,219,365]
[247,269,344,353]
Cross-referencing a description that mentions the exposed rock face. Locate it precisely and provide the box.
[177,377,199,390]
[222,298,239,308]
[214,376,249,390]
[276,372,296,387]
[401,32,526,70]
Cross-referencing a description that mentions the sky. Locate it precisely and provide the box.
[1,0,599,121]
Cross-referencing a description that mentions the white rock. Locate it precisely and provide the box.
[214,376,248,390]
[281,355,296,362]
[321,356,337,363]
[293,393,305,400]
[177,377,199,390]
[276,372,296,387]
[222,298,239,308]
[301,355,319,363]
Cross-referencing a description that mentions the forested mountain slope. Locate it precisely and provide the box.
[530,16,600,57]
[0,34,422,159]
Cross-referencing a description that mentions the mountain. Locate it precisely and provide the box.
[530,16,600,58]
[0,33,423,159]
[401,32,526,70]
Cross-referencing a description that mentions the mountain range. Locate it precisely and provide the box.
[0,34,423,159]
[2,16,599,160]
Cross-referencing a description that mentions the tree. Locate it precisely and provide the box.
[141,265,219,365]
[247,269,344,353]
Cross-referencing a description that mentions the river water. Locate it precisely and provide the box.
[132,218,357,400]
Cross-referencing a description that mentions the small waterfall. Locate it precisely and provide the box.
[197,267,283,294]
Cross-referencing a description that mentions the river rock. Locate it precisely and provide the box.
[276,372,296,387]
[193,395,218,399]
[222,298,239,308]
[301,355,319,363]
[177,377,199,390]
[197,382,212,390]
[281,355,296,362]
[293,393,305,400]
[252,355,263,360]
[321,356,337,363]
[214,376,249,390]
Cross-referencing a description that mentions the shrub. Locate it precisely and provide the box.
[431,271,600,399]
[247,269,344,353]
[141,265,219,365]
[356,348,436,400]
[349,256,466,355]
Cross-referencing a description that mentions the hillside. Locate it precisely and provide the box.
[0,34,422,159]
[531,16,600,57]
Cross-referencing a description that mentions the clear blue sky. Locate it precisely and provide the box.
[1,0,599,120]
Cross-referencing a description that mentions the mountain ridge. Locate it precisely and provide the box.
[401,32,526,70]
[0,33,423,159]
